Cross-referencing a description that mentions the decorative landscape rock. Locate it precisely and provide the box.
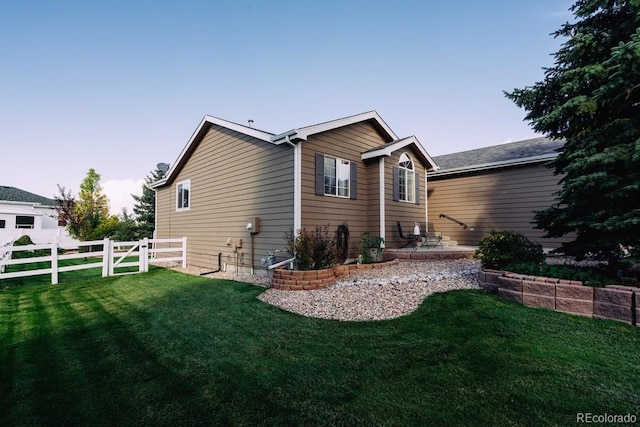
[270,260,400,290]
[259,260,481,321]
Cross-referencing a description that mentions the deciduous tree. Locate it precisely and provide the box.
[57,169,111,241]
[54,185,82,239]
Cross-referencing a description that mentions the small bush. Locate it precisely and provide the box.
[284,225,338,270]
[504,262,616,287]
[474,231,544,270]
[13,235,34,246]
[359,232,385,264]
[11,235,49,259]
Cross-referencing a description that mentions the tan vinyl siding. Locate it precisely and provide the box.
[300,121,387,257]
[384,149,426,248]
[366,159,381,234]
[427,164,573,248]
[155,125,294,271]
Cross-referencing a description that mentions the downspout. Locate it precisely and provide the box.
[425,166,429,228]
[199,252,222,275]
[379,157,385,240]
[282,135,302,234]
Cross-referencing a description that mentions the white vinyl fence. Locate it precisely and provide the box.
[0,237,186,285]
[0,238,16,273]
[0,227,80,249]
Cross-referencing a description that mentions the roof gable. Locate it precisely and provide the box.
[0,186,55,205]
[153,110,433,188]
[270,111,398,144]
[152,116,275,188]
[361,136,438,171]
[430,137,563,177]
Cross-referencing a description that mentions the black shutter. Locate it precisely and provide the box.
[392,166,399,202]
[350,162,357,200]
[315,153,324,196]
[415,172,420,204]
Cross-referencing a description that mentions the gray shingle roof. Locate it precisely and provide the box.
[0,186,56,205]
[431,137,563,173]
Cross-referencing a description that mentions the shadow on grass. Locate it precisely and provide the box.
[1,268,639,426]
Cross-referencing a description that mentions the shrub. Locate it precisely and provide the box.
[284,225,338,270]
[359,232,385,264]
[13,235,34,246]
[474,231,544,270]
[11,235,49,259]
[504,262,616,287]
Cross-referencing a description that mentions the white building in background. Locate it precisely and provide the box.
[0,186,78,248]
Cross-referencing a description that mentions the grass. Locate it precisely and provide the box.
[2,255,142,288]
[1,269,639,426]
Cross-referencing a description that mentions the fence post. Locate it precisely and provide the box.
[182,236,187,268]
[51,241,58,285]
[102,238,110,277]
[151,230,157,259]
[140,238,149,273]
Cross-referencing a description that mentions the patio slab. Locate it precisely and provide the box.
[384,246,477,261]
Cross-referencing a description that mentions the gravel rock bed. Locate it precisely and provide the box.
[258,259,481,321]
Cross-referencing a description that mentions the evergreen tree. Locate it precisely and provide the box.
[112,208,139,241]
[506,0,640,263]
[132,167,166,238]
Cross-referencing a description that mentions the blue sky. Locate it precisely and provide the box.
[1,0,573,213]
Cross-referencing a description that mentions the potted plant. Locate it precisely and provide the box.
[359,231,385,263]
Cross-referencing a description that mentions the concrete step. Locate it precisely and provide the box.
[441,236,458,247]
[425,235,457,247]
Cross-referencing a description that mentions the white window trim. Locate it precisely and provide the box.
[324,155,351,198]
[398,153,415,203]
[176,179,191,211]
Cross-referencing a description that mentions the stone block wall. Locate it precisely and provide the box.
[478,270,638,326]
[271,260,399,290]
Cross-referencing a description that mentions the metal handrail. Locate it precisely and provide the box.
[439,213,468,229]
[268,257,295,270]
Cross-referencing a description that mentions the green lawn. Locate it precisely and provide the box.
[1,268,639,426]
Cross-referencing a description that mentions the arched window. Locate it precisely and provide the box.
[398,153,415,203]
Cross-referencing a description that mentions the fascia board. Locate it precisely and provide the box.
[271,129,299,144]
[0,207,44,216]
[149,178,167,189]
[362,136,440,171]
[272,111,398,144]
[153,116,274,188]
[427,154,557,177]
[203,115,274,142]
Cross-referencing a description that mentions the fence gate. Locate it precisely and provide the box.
[109,238,149,276]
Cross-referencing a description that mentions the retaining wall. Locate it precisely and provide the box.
[272,260,400,290]
[478,270,639,326]
[383,250,474,261]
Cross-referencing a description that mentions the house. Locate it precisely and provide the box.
[0,186,59,231]
[0,186,77,247]
[152,111,438,273]
[426,137,574,249]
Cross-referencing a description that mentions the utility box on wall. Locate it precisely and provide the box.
[246,217,260,234]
